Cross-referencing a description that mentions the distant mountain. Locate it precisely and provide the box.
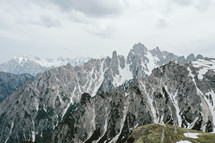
[127,124,215,143]
[0,72,33,102]
[0,56,91,76]
[0,43,212,143]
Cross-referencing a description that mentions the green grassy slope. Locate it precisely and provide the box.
[127,124,215,143]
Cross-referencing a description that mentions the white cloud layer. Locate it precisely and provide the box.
[0,0,215,62]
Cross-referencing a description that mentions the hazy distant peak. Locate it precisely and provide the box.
[0,56,91,76]
[196,54,204,60]
[186,53,195,62]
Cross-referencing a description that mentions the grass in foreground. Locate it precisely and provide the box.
[127,123,215,143]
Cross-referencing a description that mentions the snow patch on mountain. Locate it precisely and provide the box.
[164,86,182,127]
[192,59,215,79]
[176,141,192,143]
[90,61,106,96]
[145,52,159,75]
[139,81,157,123]
[113,63,133,87]
[184,132,199,139]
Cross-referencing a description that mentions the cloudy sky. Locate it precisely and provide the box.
[0,0,215,62]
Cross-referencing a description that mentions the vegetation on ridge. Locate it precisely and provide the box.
[127,123,215,143]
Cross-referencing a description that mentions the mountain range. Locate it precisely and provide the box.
[0,43,214,143]
[0,56,91,76]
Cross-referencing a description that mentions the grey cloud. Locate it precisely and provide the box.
[91,29,113,39]
[39,16,61,28]
[170,0,212,10]
[85,24,114,39]
[156,19,168,29]
[68,11,92,24]
[194,0,212,11]
[171,0,192,6]
[45,0,126,17]
[27,16,61,28]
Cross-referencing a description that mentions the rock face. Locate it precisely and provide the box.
[0,72,33,102]
[0,43,212,143]
[0,56,91,76]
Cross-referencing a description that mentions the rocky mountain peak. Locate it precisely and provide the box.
[155,46,161,51]
[196,54,204,59]
[150,47,162,59]
[111,50,118,63]
[132,42,148,57]
[127,42,148,65]
[186,53,196,62]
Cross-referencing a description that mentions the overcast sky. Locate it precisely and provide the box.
[0,0,215,62]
